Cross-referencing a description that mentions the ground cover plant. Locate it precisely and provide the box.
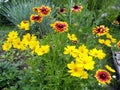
[0,0,120,90]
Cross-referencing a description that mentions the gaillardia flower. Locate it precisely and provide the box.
[17,20,30,30]
[58,8,66,14]
[38,5,51,16]
[93,25,109,36]
[95,69,111,84]
[117,41,120,49]
[30,14,43,23]
[71,5,83,13]
[32,7,38,13]
[50,21,68,33]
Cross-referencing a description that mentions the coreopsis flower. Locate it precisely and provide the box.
[58,8,66,14]
[22,33,37,46]
[98,39,105,44]
[78,44,89,55]
[81,71,89,79]
[95,69,112,84]
[2,42,12,51]
[63,45,77,56]
[93,25,109,36]
[67,33,78,43]
[76,55,95,70]
[18,20,30,30]
[50,21,68,33]
[89,48,106,60]
[12,38,22,49]
[38,5,51,16]
[104,39,111,47]
[33,7,38,13]
[105,65,116,73]
[117,41,120,49]
[71,5,83,13]
[29,41,40,53]
[67,61,84,77]
[30,14,43,23]
[8,31,18,38]
[35,45,50,56]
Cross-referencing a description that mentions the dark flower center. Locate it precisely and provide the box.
[33,16,41,20]
[60,8,64,12]
[100,74,106,79]
[73,6,79,9]
[57,24,64,28]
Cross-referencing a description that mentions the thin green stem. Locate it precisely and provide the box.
[69,0,73,25]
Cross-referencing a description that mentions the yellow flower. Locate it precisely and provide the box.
[8,31,18,38]
[78,44,88,55]
[63,45,77,56]
[12,38,22,49]
[89,48,106,60]
[104,39,111,47]
[2,42,12,51]
[32,7,39,13]
[81,71,88,79]
[106,33,112,39]
[105,65,116,73]
[29,41,40,53]
[67,33,78,43]
[76,55,95,70]
[67,61,84,77]
[35,45,50,56]
[111,38,116,43]
[17,20,30,30]
[98,39,105,44]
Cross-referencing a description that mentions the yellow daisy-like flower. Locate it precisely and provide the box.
[67,33,78,43]
[30,14,43,23]
[2,42,12,51]
[38,5,51,16]
[78,44,89,55]
[104,39,111,47]
[29,41,40,53]
[17,20,30,30]
[71,5,83,13]
[89,48,106,60]
[8,31,18,38]
[50,21,68,33]
[98,39,105,44]
[67,61,84,77]
[105,65,116,73]
[35,45,50,56]
[113,20,119,25]
[93,25,109,36]
[95,69,112,84]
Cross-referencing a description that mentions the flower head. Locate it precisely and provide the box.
[93,25,109,36]
[58,8,66,14]
[38,5,51,16]
[2,42,12,51]
[67,61,84,77]
[117,41,120,49]
[30,14,43,23]
[67,33,78,43]
[17,20,30,30]
[71,5,83,13]
[95,69,111,84]
[105,65,116,73]
[32,7,39,13]
[51,21,68,33]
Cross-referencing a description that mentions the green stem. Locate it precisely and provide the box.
[69,0,73,25]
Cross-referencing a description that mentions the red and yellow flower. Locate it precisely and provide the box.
[95,69,111,84]
[30,14,43,23]
[93,25,109,36]
[38,5,51,16]
[71,5,83,13]
[117,41,120,49]
[50,21,68,33]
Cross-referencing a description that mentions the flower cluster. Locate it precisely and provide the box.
[18,5,51,30]
[64,44,106,79]
[67,33,78,44]
[2,31,50,56]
